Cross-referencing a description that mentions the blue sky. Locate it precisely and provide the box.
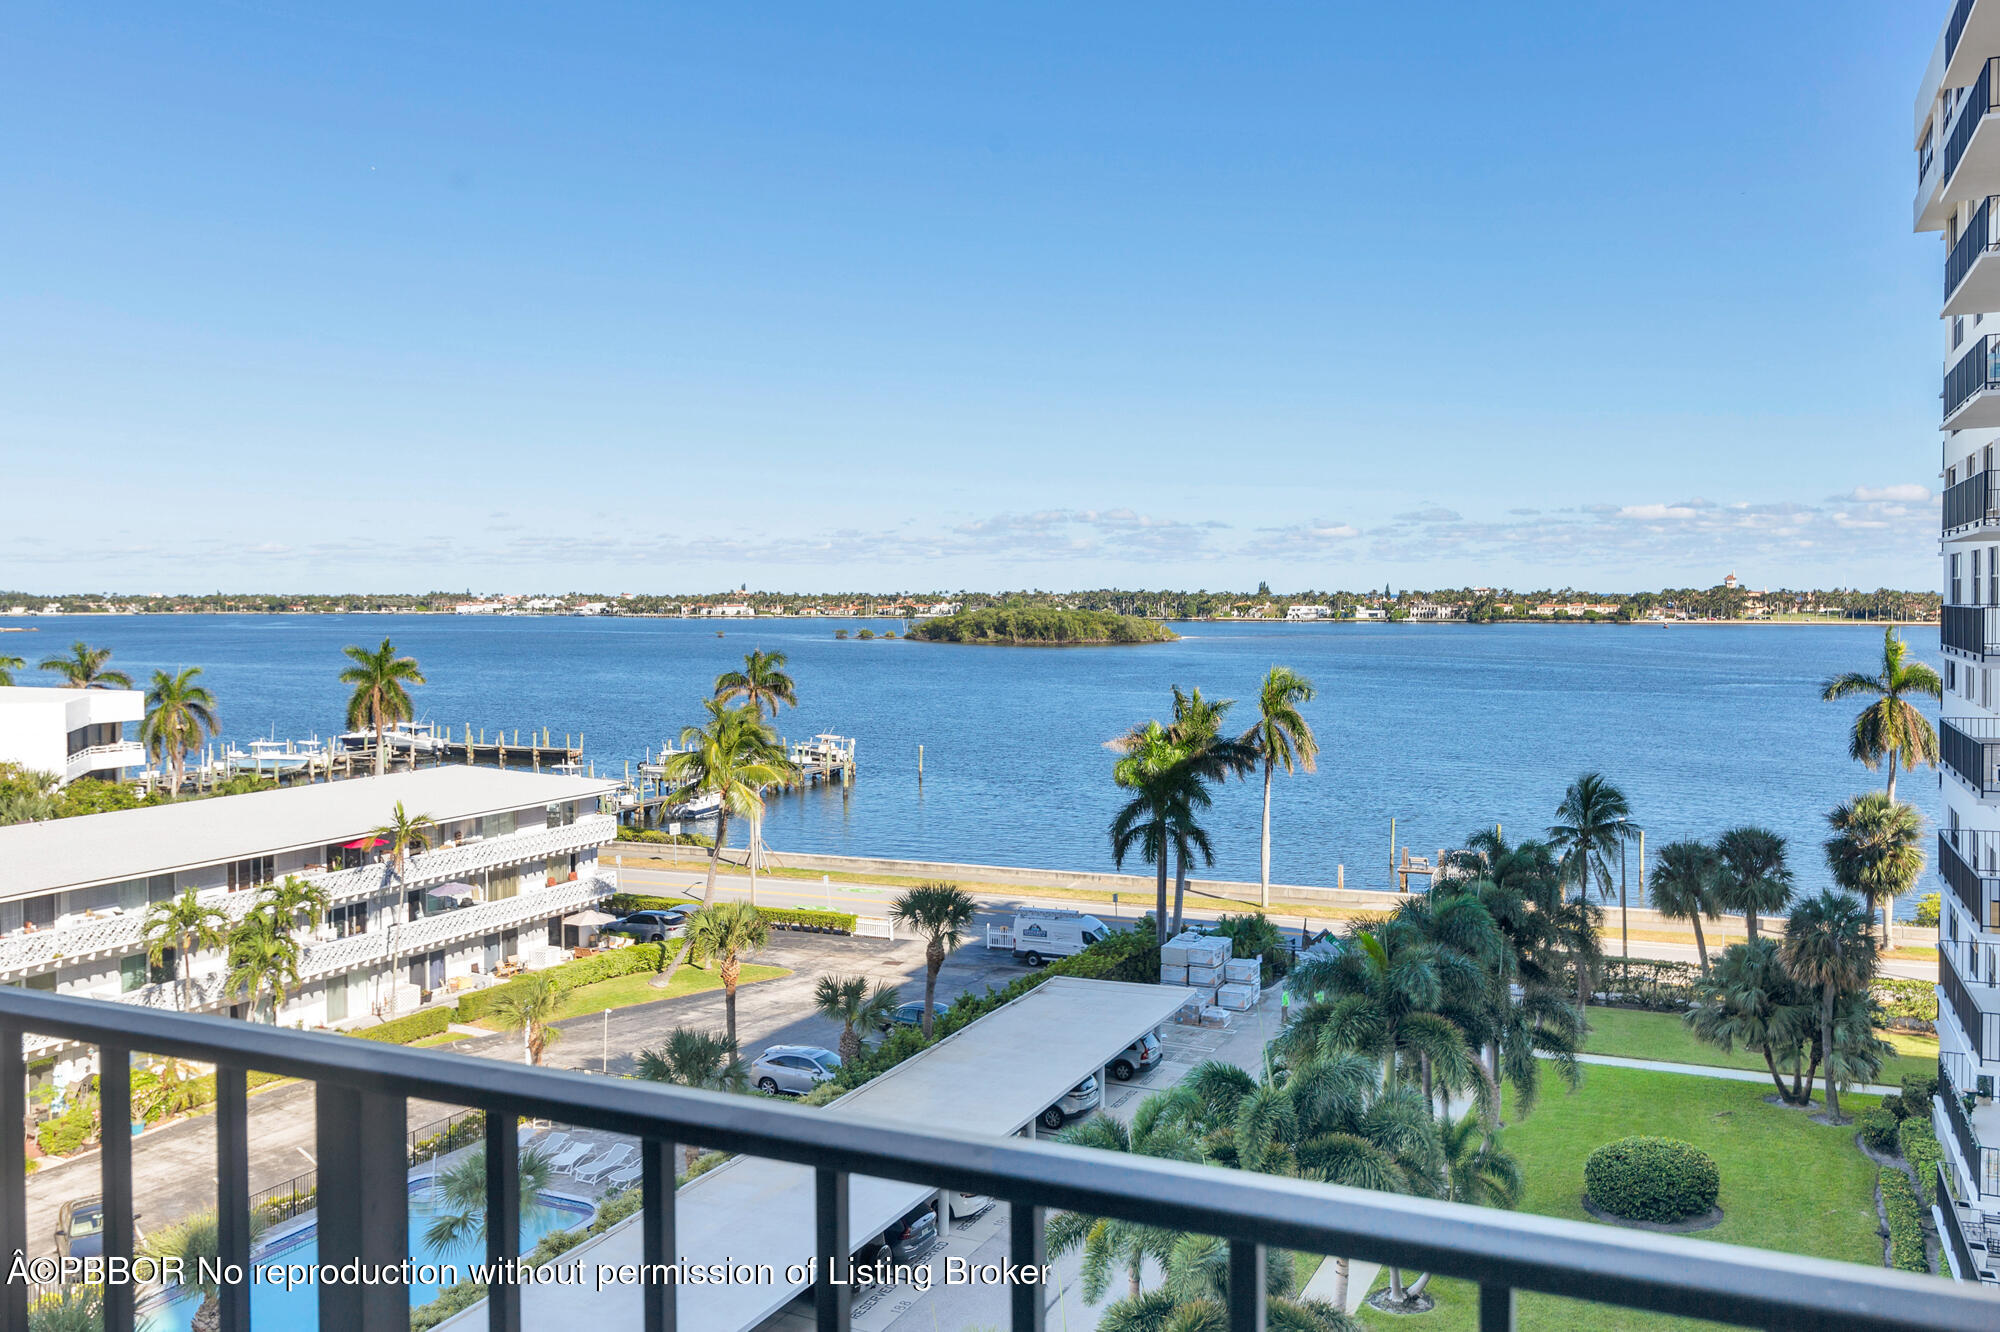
[0,2,1953,593]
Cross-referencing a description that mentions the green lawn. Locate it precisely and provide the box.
[1581,1006,1937,1089]
[539,963,790,1023]
[410,1030,474,1048]
[1355,1065,1886,1331]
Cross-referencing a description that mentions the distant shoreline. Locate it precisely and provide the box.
[0,613,1938,628]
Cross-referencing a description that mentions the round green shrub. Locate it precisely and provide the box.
[1583,1136,1720,1224]
[1857,1107,1900,1155]
[1879,1092,1906,1120]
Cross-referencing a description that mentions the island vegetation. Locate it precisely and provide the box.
[907,606,1177,645]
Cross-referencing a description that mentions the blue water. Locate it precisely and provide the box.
[0,614,1947,915]
[137,1183,594,1331]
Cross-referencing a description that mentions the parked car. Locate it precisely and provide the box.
[750,1045,842,1096]
[855,1203,941,1266]
[1108,1028,1163,1081]
[53,1196,135,1259]
[948,1190,994,1220]
[876,1000,950,1033]
[1038,1075,1101,1130]
[598,907,692,944]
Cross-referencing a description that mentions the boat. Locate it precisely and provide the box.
[335,720,446,755]
[667,791,723,819]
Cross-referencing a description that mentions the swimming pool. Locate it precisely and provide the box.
[138,1181,596,1331]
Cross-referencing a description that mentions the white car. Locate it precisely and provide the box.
[750,1045,842,1096]
[1038,1075,1101,1130]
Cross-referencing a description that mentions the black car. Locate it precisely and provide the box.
[53,1198,105,1259]
[597,908,691,943]
[875,1000,950,1033]
[854,1203,940,1267]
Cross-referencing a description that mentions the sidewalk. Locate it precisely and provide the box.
[1570,1051,1897,1097]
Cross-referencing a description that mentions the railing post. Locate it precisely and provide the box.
[0,1024,24,1332]
[1227,1239,1264,1332]
[99,1045,135,1332]
[1008,1203,1045,1332]
[316,1082,410,1330]
[216,1064,252,1332]
[486,1111,521,1332]
[814,1167,849,1332]
[642,1137,675,1332]
[1479,1284,1516,1331]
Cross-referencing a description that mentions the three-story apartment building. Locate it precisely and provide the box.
[0,767,620,1079]
[0,685,146,786]
[1919,0,2000,1284]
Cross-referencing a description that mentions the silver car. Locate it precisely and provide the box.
[750,1045,842,1096]
[1038,1074,1101,1129]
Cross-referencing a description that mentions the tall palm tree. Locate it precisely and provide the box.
[1109,720,1198,941]
[39,641,132,689]
[142,888,230,1011]
[1650,839,1723,975]
[891,883,977,1038]
[713,649,797,718]
[1683,938,1816,1105]
[1780,890,1879,1122]
[1820,628,1943,800]
[1715,826,1793,945]
[339,638,426,775]
[660,699,794,926]
[490,972,566,1065]
[422,1144,556,1252]
[1162,687,1254,933]
[225,908,302,1023]
[636,1026,746,1169]
[140,667,219,797]
[257,874,331,934]
[682,900,770,1048]
[1246,666,1318,909]
[0,654,22,686]
[1823,793,1926,947]
[371,802,437,1015]
[813,975,900,1064]
[1547,773,1638,907]
[1044,1112,1204,1303]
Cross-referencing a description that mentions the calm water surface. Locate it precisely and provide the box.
[0,616,1945,915]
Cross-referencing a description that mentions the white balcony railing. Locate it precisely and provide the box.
[0,814,617,980]
[63,742,145,779]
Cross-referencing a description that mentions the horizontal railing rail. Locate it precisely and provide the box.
[1949,197,2000,304]
[1943,603,2000,656]
[1940,830,2000,929]
[1943,717,2000,795]
[1946,468,2000,532]
[1947,333,2000,422]
[1948,59,1999,190]
[0,989,1993,1332]
[1943,951,2000,1062]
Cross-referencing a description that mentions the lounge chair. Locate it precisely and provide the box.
[573,1145,636,1184]
[603,1163,642,1188]
[544,1141,594,1174]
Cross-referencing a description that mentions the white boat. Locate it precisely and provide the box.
[668,791,723,819]
[336,721,446,755]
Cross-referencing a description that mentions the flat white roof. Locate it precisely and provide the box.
[438,976,1193,1332]
[0,768,619,898]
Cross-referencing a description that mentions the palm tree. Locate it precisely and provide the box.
[1246,666,1318,909]
[1780,890,1879,1122]
[1820,628,1943,800]
[0,654,22,686]
[1684,938,1817,1105]
[1162,687,1254,933]
[890,883,977,1038]
[636,1026,746,1169]
[1824,793,1925,947]
[1153,1232,1356,1331]
[1109,720,1198,942]
[422,1144,556,1251]
[713,649,797,718]
[683,900,770,1048]
[1547,773,1638,904]
[139,1205,270,1332]
[339,638,426,775]
[490,972,566,1065]
[1398,1112,1521,1302]
[225,909,302,1023]
[39,641,131,689]
[1715,826,1793,945]
[0,769,59,826]
[371,802,437,1015]
[140,667,219,797]
[142,888,230,1011]
[1044,1113,1204,1303]
[1649,840,1723,975]
[813,975,900,1064]
[257,874,331,934]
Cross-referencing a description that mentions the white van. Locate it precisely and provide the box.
[999,908,1109,966]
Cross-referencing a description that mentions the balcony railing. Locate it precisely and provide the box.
[1940,1066,2000,1201]
[1952,0,1980,69]
[1944,605,2000,659]
[0,989,1992,1332]
[1942,831,2000,930]
[0,813,616,981]
[1938,1162,1997,1285]
[1950,199,2000,305]
[1947,335,2000,423]
[1948,59,1999,191]
[1943,947,2000,1062]
[1943,717,2000,796]
[1945,469,2000,533]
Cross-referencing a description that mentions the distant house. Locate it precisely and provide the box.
[1531,602,1619,617]
[1285,604,1334,620]
[699,604,755,618]
[1349,606,1387,621]
[1723,572,1739,589]
[453,602,503,615]
[1406,601,1464,621]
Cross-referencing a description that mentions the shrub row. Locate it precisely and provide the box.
[454,947,668,1024]
[1593,958,1700,1012]
[346,1007,452,1044]
[605,892,857,935]
[613,826,714,848]
[36,1067,290,1156]
[1872,978,1939,1026]
[1582,1136,1720,1224]
[1900,1116,1945,1196]
[1879,1166,1930,1273]
[1858,1107,1901,1155]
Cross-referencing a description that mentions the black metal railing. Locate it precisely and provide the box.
[1942,831,2000,929]
[1950,199,2000,304]
[1947,334,2000,422]
[1945,469,2000,532]
[1938,1163,1989,1283]
[1947,59,1999,190]
[1944,604,2000,656]
[1952,0,1981,70]
[1942,945,2000,1063]
[0,989,1993,1332]
[1943,717,2000,795]
[1940,1064,2000,1205]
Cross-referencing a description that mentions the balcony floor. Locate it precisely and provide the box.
[1949,246,2000,317]
[1946,382,2000,431]
[1926,114,2000,233]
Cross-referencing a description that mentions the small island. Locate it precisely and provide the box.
[908,606,1178,645]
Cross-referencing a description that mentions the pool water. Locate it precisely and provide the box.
[138,1184,595,1331]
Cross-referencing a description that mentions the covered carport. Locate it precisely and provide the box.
[435,975,1192,1332]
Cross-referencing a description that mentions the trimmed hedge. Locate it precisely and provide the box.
[1880,1092,1907,1120]
[1872,978,1938,1025]
[605,892,857,935]
[1879,1167,1930,1273]
[1594,958,1701,1012]
[614,826,714,848]
[348,1007,451,1044]
[1583,1136,1720,1224]
[454,947,667,1024]
[1902,1069,1939,1110]
[1901,1116,1946,1196]
[1857,1107,1901,1155]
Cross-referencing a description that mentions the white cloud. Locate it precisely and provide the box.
[1845,483,1932,503]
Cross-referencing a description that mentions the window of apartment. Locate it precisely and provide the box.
[546,801,577,828]
[1948,660,1959,692]
[1950,463,1961,487]
[1956,315,1968,350]
[1953,552,1964,604]
[330,901,369,938]
[1975,548,1983,606]
[1990,546,1998,603]
[22,896,55,932]
[227,856,274,892]
[1986,445,1996,473]
[119,954,148,993]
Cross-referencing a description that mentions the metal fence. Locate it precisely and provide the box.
[0,987,1995,1332]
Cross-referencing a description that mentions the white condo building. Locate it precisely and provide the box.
[0,685,146,785]
[0,767,620,1078]
[1919,0,2000,1285]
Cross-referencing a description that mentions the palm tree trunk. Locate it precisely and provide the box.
[1154,842,1169,942]
[1822,986,1840,1121]
[1259,762,1274,909]
[1333,1257,1350,1310]
[1171,844,1187,937]
[723,976,739,1048]
[922,945,943,1039]
[1761,1047,1791,1102]
[1390,1268,1407,1302]
[658,808,730,990]
[1691,915,1709,976]
[1744,910,1758,946]
[374,708,387,776]
[1885,744,1899,801]
[1409,1272,1433,1298]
